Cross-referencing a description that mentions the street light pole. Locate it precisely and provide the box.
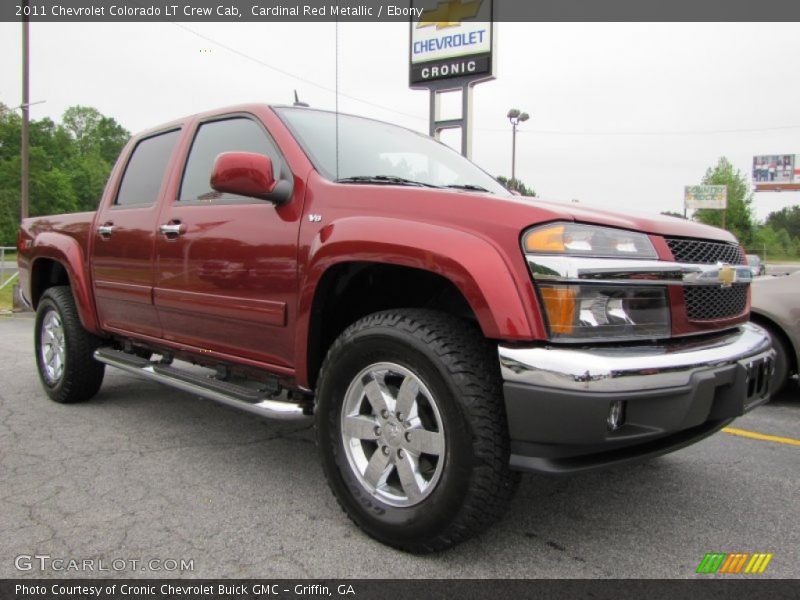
[511,120,517,182]
[507,108,529,190]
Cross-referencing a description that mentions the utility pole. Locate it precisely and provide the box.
[21,8,30,222]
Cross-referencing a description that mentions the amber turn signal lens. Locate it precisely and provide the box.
[524,225,565,253]
[539,286,576,334]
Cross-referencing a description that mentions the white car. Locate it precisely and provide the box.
[751,272,800,396]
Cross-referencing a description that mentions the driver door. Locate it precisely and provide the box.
[152,114,301,369]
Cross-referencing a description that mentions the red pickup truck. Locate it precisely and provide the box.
[17,104,774,552]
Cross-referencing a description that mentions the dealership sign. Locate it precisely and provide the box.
[409,0,495,87]
[685,185,727,210]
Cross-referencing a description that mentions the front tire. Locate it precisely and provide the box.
[34,286,105,403]
[316,309,519,553]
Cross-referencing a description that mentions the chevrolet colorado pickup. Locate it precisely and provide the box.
[17,104,774,552]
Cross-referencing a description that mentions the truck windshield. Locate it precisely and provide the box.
[275,107,510,195]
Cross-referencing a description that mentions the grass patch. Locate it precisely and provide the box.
[0,283,13,312]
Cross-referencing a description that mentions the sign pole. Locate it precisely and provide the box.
[410,0,495,158]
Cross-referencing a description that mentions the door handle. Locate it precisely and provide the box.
[159,222,185,237]
[97,224,114,237]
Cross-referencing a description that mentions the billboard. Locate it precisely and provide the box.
[409,0,494,87]
[685,185,727,210]
[752,154,800,192]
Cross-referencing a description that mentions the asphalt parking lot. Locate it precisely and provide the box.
[1,313,798,579]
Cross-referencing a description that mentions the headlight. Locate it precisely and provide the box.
[523,222,657,259]
[523,223,668,341]
[537,284,670,341]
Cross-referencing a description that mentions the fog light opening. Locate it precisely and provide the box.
[607,400,626,431]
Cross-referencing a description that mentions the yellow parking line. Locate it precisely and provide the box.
[722,427,800,447]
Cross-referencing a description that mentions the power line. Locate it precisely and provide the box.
[171,22,426,122]
[172,22,800,138]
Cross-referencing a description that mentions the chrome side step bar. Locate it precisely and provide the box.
[94,347,310,421]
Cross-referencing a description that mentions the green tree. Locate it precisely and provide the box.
[497,175,536,197]
[765,205,800,240]
[693,157,755,244]
[62,105,128,162]
[661,211,686,219]
[0,103,129,245]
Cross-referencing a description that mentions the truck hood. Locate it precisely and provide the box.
[322,179,739,246]
[520,197,737,243]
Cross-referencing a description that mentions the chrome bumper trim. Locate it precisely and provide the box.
[498,323,773,393]
[527,256,752,286]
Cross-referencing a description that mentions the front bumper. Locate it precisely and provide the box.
[498,323,774,473]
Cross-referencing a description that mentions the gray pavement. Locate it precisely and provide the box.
[765,263,800,276]
[0,313,798,579]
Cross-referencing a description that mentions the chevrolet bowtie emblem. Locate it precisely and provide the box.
[718,264,736,286]
[417,0,482,29]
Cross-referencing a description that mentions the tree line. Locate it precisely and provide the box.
[1,105,797,260]
[0,103,129,245]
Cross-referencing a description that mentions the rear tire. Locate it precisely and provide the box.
[34,286,105,404]
[315,309,519,553]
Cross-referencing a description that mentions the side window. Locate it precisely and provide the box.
[115,130,180,207]
[179,117,282,202]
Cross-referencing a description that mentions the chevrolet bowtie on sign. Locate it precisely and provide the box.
[409,0,495,86]
[418,0,482,28]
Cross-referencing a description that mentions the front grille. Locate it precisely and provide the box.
[666,238,745,265]
[684,284,748,321]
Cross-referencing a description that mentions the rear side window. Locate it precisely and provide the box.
[115,130,180,207]
[179,117,281,202]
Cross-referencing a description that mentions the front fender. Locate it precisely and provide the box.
[30,232,101,334]
[295,216,544,387]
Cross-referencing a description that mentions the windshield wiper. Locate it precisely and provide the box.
[335,175,440,188]
[444,183,491,193]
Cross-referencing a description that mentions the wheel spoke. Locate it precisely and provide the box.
[341,361,446,507]
[363,448,392,488]
[395,452,424,503]
[395,376,419,419]
[342,415,379,440]
[363,373,392,415]
[404,428,444,456]
[40,310,68,385]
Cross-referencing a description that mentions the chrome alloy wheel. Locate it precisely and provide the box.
[40,309,66,385]
[341,362,445,507]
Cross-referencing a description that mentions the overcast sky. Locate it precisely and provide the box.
[1,21,798,221]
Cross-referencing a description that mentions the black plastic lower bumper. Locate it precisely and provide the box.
[503,335,773,474]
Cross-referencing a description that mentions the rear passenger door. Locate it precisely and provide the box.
[152,115,301,370]
[92,129,181,337]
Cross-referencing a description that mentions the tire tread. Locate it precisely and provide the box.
[36,286,105,403]
[316,309,519,553]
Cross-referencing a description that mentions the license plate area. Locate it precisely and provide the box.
[740,353,774,410]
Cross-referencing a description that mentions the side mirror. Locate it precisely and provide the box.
[210,152,277,200]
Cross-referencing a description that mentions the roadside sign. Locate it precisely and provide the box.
[752,154,800,192]
[685,185,727,210]
[409,0,495,87]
